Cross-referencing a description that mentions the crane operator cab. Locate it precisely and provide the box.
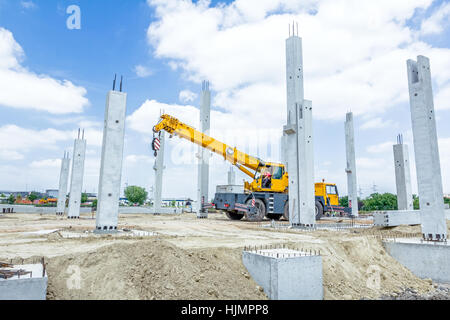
[250,163,287,193]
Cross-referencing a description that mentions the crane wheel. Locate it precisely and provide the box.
[245,199,265,222]
[283,202,323,221]
[315,201,324,220]
[283,202,289,221]
[225,211,244,220]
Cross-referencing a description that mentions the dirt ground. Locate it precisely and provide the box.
[1,212,448,300]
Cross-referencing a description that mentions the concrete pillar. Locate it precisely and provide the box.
[153,130,165,214]
[197,80,211,219]
[95,90,127,233]
[67,130,86,219]
[282,29,315,227]
[56,152,70,216]
[345,112,358,217]
[407,55,447,241]
[393,135,413,211]
[227,166,236,185]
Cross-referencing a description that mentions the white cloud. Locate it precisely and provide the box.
[145,0,450,123]
[134,65,153,78]
[366,141,395,154]
[30,159,61,169]
[435,84,450,110]
[421,2,450,35]
[0,125,103,161]
[125,154,153,164]
[360,117,396,130]
[0,28,89,114]
[179,89,198,103]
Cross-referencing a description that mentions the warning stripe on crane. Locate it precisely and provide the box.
[153,138,161,151]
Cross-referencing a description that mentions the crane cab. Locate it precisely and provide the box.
[246,163,288,193]
[315,182,339,207]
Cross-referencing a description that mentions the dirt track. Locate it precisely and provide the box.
[1,212,448,300]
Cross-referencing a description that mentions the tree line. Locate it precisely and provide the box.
[339,192,450,211]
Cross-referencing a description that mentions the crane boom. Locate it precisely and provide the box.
[153,114,266,178]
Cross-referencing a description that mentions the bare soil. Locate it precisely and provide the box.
[1,212,448,300]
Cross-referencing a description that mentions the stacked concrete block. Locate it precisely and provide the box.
[67,131,86,219]
[56,152,70,216]
[0,264,47,300]
[373,210,420,227]
[283,28,315,227]
[95,90,127,233]
[153,130,165,215]
[393,135,413,211]
[345,112,358,217]
[384,239,450,283]
[242,248,323,300]
[197,81,211,219]
[407,56,447,241]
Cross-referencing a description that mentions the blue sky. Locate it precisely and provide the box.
[0,0,449,200]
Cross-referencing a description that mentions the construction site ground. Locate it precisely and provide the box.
[1,211,449,300]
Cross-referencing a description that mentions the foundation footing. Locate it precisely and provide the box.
[242,248,323,300]
[374,210,420,227]
[94,226,118,234]
[383,239,450,284]
[0,264,47,300]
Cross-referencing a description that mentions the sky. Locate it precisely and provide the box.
[0,0,449,200]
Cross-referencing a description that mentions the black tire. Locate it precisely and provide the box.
[315,201,323,220]
[283,202,289,221]
[266,214,281,221]
[225,210,244,220]
[245,199,266,222]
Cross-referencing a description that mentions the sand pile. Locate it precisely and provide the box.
[46,239,267,300]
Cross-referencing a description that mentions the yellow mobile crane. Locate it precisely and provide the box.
[152,114,348,221]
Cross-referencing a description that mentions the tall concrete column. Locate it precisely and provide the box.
[393,134,413,211]
[228,166,236,185]
[153,130,165,214]
[407,55,446,241]
[95,90,127,233]
[282,27,315,227]
[56,152,70,216]
[197,80,211,219]
[67,130,86,219]
[345,112,358,217]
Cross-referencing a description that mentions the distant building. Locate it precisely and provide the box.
[162,198,195,208]
[46,189,59,198]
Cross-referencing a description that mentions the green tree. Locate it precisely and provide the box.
[413,194,420,210]
[92,199,98,209]
[362,193,398,211]
[81,193,88,204]
[339,196,348,207]
[28,192,38,202]
[444,197,450,206]
[124,186,148,206]
[7,194,15,204]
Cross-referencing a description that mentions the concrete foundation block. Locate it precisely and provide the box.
[384,239,450,284]
[0,264,47,300]
[152,207,183,215]
[374,210,450,227]
[373,210,420,227]
[242,248,323,300]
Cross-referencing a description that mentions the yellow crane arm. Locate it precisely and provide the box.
[153,114,264,178]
